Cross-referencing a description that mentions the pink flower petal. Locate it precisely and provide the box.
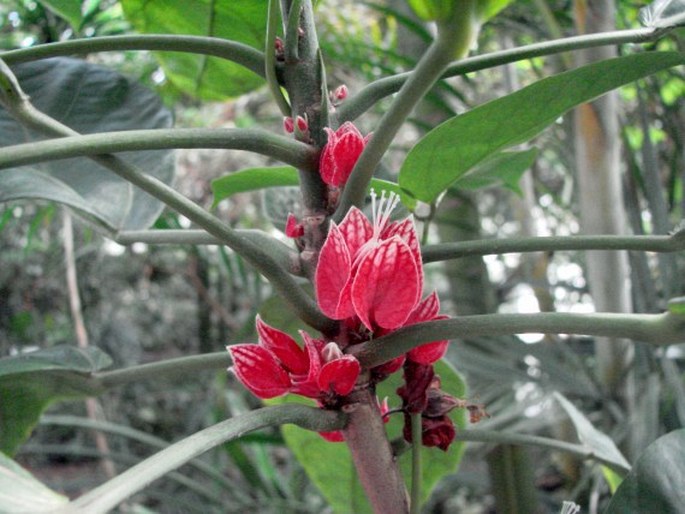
[289,332,325,398]
[318,355,360,396]
[382,217,423,297]
[228,344,291,399]
[319,430,345,442]
[338,207,373,258]
[405,291,441,324]
[315,223,355,319]
[351,237,421,330]
[408,340,449,365]
[255,316,308,375]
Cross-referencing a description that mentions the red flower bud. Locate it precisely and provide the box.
[283,116,294,134]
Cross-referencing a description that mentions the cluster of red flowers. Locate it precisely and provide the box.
[228,118,462,451]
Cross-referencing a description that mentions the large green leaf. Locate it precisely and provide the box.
[0,346,111,456]
[605,429,685,513]
[456,148,537,193]
[268,359,467,513]
[0,58,174,235]
[399,52,685,203]
[120,0,267,99]
[0,452,69,513]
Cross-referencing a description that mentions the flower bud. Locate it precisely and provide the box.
[283,116,294,134]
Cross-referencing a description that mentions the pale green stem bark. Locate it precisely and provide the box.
[422,230,685,262]
[62,405,346,514]
[353,312,685,368]
[0,59,333,332]
[338,26,675,123]
[0,34,265,77]
[0,127,317,172]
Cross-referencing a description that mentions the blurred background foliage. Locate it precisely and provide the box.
[0,0,684,512]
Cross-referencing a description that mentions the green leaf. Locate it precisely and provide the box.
[605,429,685,513]
[211,166,416,209]
[602,465,624,495]
[476,0,514,21]
[399,52,685,203]
[0,452,69,513]
[455,148,537,193]
[0,58,174,235]
[554,393,631,475]
[37,0,83,28]
[120,0,267,100]
[268,360,467,513]
[211,166,300,207]
[0,346,111,456]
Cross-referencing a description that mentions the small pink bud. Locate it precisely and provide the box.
[285,213,304,238]
[274,37,285,58]
[283,117,294,133]
[333,85,348,101]
[296,115,308,133]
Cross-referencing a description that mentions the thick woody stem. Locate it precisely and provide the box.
[342,386,409,514]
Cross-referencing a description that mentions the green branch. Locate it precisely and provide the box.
[0,128,317,172]
[353,312,685,368]
[0,34,265,78]
[338,26,673,123]
[455,429,630,475]
[96,352,229,390]
[334,2,478,219]
[0,58,333,333]
[422,230,685,262]
[64,405,346,514]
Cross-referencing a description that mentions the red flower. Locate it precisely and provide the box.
[319,122,370,187]
[315,191,423,331]
[227,316,360,400]
[404,292,449,365]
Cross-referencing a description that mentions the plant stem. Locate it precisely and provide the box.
[410,412,422,514]
[338,26,674,123]
[0,59,333,333]
[96,352,229,389]
[0,127,317,172]
[0,35,265,77]
[353,312,685,368]
[62,405,346,514]
[265,0,291,115]
[342,387,409,514]
[421,230,685,262]
[335,2,477,219]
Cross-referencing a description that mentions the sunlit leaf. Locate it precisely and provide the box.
[36,0,83,28]
[399,52,685,203]
[605,429,685,513]
[0,346,111,456]
[120,0,267,99]
[0,58,174,235]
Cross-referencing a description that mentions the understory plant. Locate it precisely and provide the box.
[1,0,685,513]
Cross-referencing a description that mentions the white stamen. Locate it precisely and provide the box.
[370,189,399,240]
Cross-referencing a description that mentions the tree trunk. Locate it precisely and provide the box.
[573,0,633,393]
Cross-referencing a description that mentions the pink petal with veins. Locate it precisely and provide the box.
[351,236,420,330]
[337,207,373,258]
[318,355,361,396]
[255,316,308,375]
[228,344,291,399]
[315,224,354,319]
